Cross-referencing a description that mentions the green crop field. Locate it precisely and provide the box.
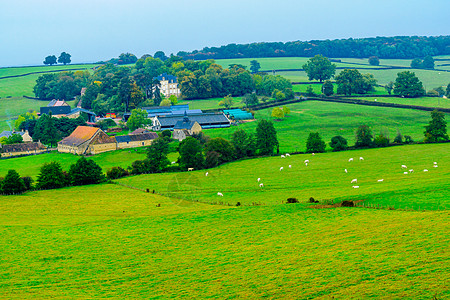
[0,149,146,180]
[1,153,448,298]
[362,96,450,109]
[203,100,444,153]
[0,64,98,78]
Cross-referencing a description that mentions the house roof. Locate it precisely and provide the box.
[1,142,46,153]
[48,100,69,107]
[130,128,149,135]
[157,113,230,128]
[154,73,178,83]
[67,107,96,116]
[58,126,99,146]
[40,106,71,116]
[174,120,197,130]
[116,132,159,143]
[0,131,27,138]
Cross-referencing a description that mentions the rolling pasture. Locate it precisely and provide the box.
[205,100,444,153]
[117,143,450,210]
[1,165,448,298]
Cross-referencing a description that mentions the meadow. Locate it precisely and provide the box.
[0,64,98,78]
[0,162,448,298]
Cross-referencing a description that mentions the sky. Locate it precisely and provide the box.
[0,0,449,67]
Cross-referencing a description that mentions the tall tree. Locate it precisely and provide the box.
[204,137,236,164]
[250,60,261,73]
[69,157,105,186]
[58,52,71,65]
[424,110,448,142]
[1,170,26,195]
[256,119,278,155]
[422,55,435,69]
[231,129,255,158]
[178,137,204,170]
[146,137,170,172]
[393,71,425,98]
[355,125,373,148]
[302,55,336,82]
[154,51,168,61]
[306,132,326,153]
[43,55,57,66]
[36,161,67,190]
[127,109,148,131]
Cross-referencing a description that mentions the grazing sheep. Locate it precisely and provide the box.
[188,168,194,171]
[281,155,285,158]
[377,179,384,182]
[409,169,414,173]
[312,153,315,155]
[352,186,360,189]
[286,153,290,157]
[351,179,357,183]
[359,157,364,161]
[259,183,264,188]
[423,169,429,172]
[257,178,261,182]
[401,165,407,169]
[348,158,353,162]
[404,171,408,174]
[171,161,176,165]
[433,165,438,168]
[205,172,209,176]
[280,167,284,171]
[304,159,309,163]
[374,99,377,102]
[217,192,223,197]
[434,162,437,165]
[289,165,292,168]
[344,169,348,173]
[305,163,308,166]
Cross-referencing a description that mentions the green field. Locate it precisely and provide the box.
[204,100,444,153]
[1,148,448,298]
[178,96,244,110]
[0,64,98,78]
[363,96,450,109]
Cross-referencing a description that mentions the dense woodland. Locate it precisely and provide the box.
[177,36,450,60]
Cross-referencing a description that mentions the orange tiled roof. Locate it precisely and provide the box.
[58,126,99,146]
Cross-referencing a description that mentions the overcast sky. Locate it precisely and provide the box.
[0,0,449,67]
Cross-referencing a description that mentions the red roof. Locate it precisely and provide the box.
[58,126,99,146]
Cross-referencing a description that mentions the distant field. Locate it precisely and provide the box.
[204,100,442,153]
[1,183,448,298]
[0,64,98,78]
[0,74,42,98]
[0,149,146,180]
[363,96,450,109]
[178,96,244,110]
[117,143,450,210]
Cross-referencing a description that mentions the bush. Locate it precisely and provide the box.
[1,170,26,195]
[374,134,390,147]
[205,151,220,168]
[106,167,129,180]
[393,131,403,144]
[329,136,348,152]
[160,130,172,138]
[306,132,326,153]
[341,201,354,207]
[355,125,373,148]
[21,177,34,191]
[404,135,414,144]
[36,161,67,190]
[69,157,105,185]
[286,198,299,204]
[368,56,380,66]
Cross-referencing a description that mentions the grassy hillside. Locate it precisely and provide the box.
[117,143,450,210]
[0,64,98,78]
[0,183,448,298]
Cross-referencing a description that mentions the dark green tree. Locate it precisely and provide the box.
[424,110,448,142]
[69,157,105,186]
[43,55,57,66]
[329,136,348,152]
[32,113,59,146]
[368,56,380,66]
[154,51,168,61]
[385,81,394,95]
[335,69,363,95]
[127,108,148,131]
[205,137,236,164]
[393,71,425,98]
[106,167,129,180]
[242,93,259,107]
[33,73,59,99]
[306,132,326,153]
[178,137,204,170]
[231,129,256,158]
[250,60,261,73]
[322,80,334,96]
[36,161,67,190]
[302,55,336,82]
[58,52,71,65]
[1,170,26,195]
[146,137,170,172]
[422,56,435,69]
[411,58,422,68]
[256,119,278,155]
[118,53,138,64]
[205,151,220,168]
[4,134,23,144]
[446,83,450,97]
[355,125,374,148]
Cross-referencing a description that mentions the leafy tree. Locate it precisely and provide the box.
[205,151,220,168]
[43,55,57,66]
[374,134,390,147]
[130,159,150,175]
[411,58,422,68]
[58,52,71,65]
[3,134,23,144]
[118,53,138,65]
[282,106,290,115]
[393,71,425,98]
[385,81,394,95]
[242,93,259,107]
[322,80,334,96]
[18,119,37,138]
[127,109,148,131]
[336,69,376,95]
[274,90,286,101]
[250,60,261,73]
[33,73,58,99]
[15,111,38,130]
[219,95,233,108]
[106,167,129,180]
[368,56,380,66]
[160,130,172,138]
[1,170,26,195]
[21,177,34,191]
[424,110,448,142]
[160,99,171,106]
[231,129,256,158]
[256,119,278,155]
[254,75,292,96]
[178,137,204,170]
[446,83,450,97]
[69,157,105,186]
[306,132,326,153]
[32,113,59,146]
[422,55,435,69]
[302,55,336,82]
[169,95,178,105]
[284,88,295,100]
[393,130,403,144]
[355,125,373,148]
[271,107,285,119]
[36,161,67,190]
[154,51,168,61]
[205,137,236,164]
[329,136,348,152]
[146,137,170,172]
[305,85,315,96]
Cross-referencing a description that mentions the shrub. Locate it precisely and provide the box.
[69,157,105,185]
[106,167,129,180]
[205,151,220,169]
[393,131,403,144]
[21,177,34,191]
[404,135,414,144]
[160,130,172,138]
[341,201,354,207]
[1,170,26,195]
[355,125,373,148]
[368,56,380,66]
[322,80,334,96]
[374,134,390,147]
[36,161,67,190]
[306,132,326,153]
[286,198,299,203]
[329,136,348,152]
[205,137,236,164]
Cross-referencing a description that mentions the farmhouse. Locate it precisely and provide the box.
[173,114,202,141]
[0,142,47,158]
[58,126,117,155]
[152,112,230,131]
[40,100,71,116]
[115,132,159,149]
[0,130,33,142]
[154,73,181,98]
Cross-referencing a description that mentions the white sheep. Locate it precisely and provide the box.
[312,153,315,155]
[205,172,209,176]
[404,171,408,174]
[188,168,194,171]
[288,165,292,168]
[433,165,438,168]
[423,169,429,172]
[348,158,353,162]
[280,167,284,171]
[401,165,407,169]
[433,162,437,165]
[217,192,223,197]
[377,179,384,182]
[281,155,285,158]
[305,163,308,166]
[351,179,357,183]
[344,169,348,173]
[304,159,309,163]
[409,169,414,173]
[257,178,261,182]
[171,161,176,165]
[352,186,360,189]
[359,157,364,161]
[259,183,264,188]
[286,153,290,157]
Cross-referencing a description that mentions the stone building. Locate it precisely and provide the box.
[0,142,47,158]
[172,114,202,141]
[58,126,117,155]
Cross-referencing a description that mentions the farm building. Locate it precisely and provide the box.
[58,126,117,155]
[223,109,254,120]
[40,100,71,116]
[115,132,159,149]
[0,130,33,143]
[0,142,47,158]
[153,73,181,98]
[66,108,96,123]
[152,112,230,131]
[173,114,202,141]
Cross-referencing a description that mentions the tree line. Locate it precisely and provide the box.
[177,36,450,60]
